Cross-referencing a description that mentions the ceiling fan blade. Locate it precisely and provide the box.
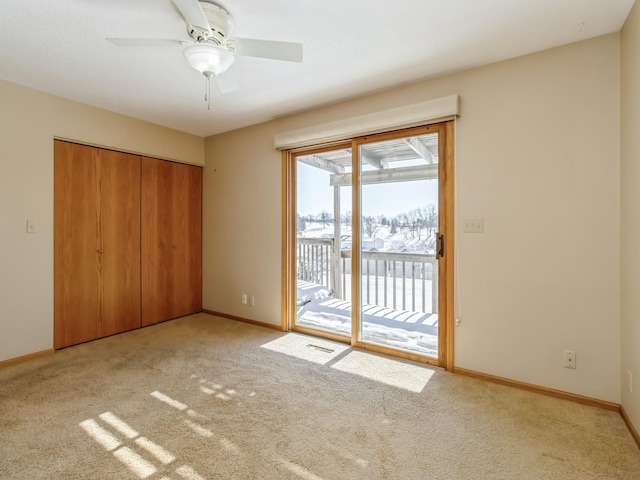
[171,0,212,34]
[215,68,240,93]
[106,38,182,47]
[231,38,303,63]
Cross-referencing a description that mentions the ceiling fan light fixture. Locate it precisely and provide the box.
[183,43,235,76]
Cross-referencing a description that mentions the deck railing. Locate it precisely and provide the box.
[297,237,335,287]
[297,237,438,314]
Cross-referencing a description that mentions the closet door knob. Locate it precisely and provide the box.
[96,250,103,254]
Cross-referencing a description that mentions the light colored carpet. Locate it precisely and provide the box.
[1,313,638,480]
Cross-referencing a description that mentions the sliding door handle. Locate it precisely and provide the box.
[437,234,444,258]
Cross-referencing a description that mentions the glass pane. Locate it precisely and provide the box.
[358,133,439,357]
[295,150,352,337]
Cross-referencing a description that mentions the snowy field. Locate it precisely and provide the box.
[298,222,437,254]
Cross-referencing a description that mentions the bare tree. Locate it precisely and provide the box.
[296,214,307,233]
[424,204,438,239]
[341,210,352,228]
[398,213,411,239]
[363,216,376,238]
[408,208,421,240]
[319,210,332,227]
[390,218,399,235]
[403,205,438,241]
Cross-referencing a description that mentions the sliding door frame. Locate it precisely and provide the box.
[282,142,354,344]
[282,121,455,370]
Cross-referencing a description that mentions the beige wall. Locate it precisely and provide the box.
[0,79,204,362]
[621,0,640,432]
[204,33,621,402]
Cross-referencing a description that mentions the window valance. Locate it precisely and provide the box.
[274,94,459,150]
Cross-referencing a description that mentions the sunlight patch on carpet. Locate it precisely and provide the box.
[79,419,121,451]
[220,437,240,453]
[276,458,326,480]
[99,412,138,439]
[185,419,213,438]
[151,390,188,411]
[191,375,240,401]
[324,443,369,468]
[176,465,206,480]
[135,437,175,465]
[261,333,349,365]
[81,411,209,479]
[330,351,434,392]
[113,446,157,478]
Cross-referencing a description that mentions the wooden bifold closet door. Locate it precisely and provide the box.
[54,142,202,348]
[54,141,141,348]
[141,157,202,326]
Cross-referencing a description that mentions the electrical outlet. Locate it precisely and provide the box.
[241,294,248,305]
[628,370,633,394]
[563,350,576,369]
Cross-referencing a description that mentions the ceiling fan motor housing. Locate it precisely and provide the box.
[198,1,234,45]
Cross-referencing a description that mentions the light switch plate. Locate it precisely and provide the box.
[463,218,484,233]
[26,220,36,233]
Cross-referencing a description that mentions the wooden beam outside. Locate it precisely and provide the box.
[298,154,344,173]
[330,164,438,187]
[405,137,437,164]
[360,150,387,169]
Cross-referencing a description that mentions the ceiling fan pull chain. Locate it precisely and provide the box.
[203,72,212,110]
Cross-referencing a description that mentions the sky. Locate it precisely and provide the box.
[297,162,438,218]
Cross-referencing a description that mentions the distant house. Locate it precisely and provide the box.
[363,238,384,250]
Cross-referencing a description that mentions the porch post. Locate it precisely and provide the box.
[333,185,342,298]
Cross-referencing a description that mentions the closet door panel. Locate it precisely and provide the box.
[142,158,202,326]
[54,141,101,348]
[100,149,142,337]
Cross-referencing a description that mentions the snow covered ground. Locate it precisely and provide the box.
[297,280,438,358]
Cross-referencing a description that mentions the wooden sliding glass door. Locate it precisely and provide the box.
[292,143,353,342]
[284,122,454,368]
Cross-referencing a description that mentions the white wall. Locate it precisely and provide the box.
[204,34,621,402]
[0,79,204,362]
[621,0,640,433]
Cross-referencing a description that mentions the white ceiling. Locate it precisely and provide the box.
[0,1,634,137]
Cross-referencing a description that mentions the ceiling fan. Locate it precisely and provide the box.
[106,0,303,106]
